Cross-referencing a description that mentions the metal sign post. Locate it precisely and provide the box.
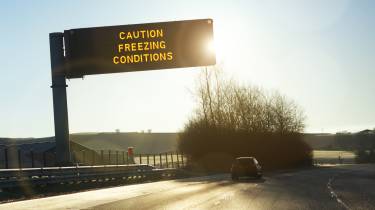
[49,32,71,166]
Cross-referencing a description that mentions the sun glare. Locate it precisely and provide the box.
[211,22,235,65]
[206,39,216,55]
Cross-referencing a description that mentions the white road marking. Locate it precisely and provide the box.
[327,175,351,210]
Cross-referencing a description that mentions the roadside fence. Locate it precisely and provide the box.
[0,148,187,169]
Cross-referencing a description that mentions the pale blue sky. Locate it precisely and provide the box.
[1,0,374,137]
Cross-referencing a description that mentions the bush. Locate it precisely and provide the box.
[179,68,312,172]
[355,149,375,163]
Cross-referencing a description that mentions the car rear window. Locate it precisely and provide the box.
[238,158,254,165]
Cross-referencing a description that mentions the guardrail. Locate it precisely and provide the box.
[0,164,182,189]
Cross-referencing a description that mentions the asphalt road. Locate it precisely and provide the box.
[1,164,374,210]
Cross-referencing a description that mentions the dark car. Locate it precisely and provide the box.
[231,157,262,180]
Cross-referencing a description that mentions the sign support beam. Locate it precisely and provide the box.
[49,32,71,166]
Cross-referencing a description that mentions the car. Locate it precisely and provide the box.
[231,157,262,180]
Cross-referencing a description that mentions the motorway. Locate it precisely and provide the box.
[1,164,374,210]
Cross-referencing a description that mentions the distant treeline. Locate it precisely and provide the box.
[335,131,375,151]
[179,68,312,172]
[302,130,375,151]
[333,131,375,163]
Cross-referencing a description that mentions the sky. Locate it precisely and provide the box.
[0,0,374,138]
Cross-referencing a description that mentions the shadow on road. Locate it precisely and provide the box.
[232,177,266,183]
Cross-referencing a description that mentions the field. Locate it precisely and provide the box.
[313,150,355,164]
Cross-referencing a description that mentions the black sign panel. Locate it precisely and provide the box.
[63,19,215,78]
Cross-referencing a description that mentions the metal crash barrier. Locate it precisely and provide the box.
[0,164,181,188]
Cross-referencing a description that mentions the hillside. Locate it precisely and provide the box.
[1,130,374,154]
[302,133,336,150]
[70,132,178,153]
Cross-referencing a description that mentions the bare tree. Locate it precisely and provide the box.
[191,66,305,134]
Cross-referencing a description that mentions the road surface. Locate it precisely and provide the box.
[1,164,374,210]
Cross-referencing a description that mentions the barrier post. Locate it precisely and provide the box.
[153,154,156,166]
[4,148,8,169]
[92,150,95,166]
[108,150,111,164]
[159,154,162,168]
[82,150,85,165]
[31,150,35,168]
[116,151,119,165]
[43,152,47,167]
[176,152,180,168]
[18,150,22,168]
[170,152,174,168]
[165,153,168,168]
[181,153,184,167]
[100,150,104,165]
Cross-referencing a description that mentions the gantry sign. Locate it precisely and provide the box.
[50,19,216,165]
[62,19,215,78]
